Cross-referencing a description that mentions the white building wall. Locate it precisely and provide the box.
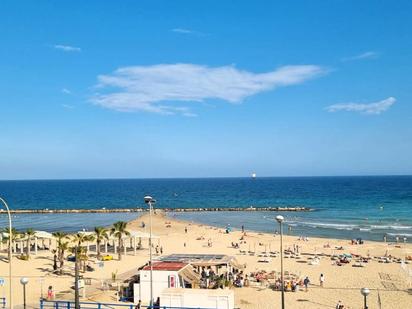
[134,270,182,303]
[160,288,234,309]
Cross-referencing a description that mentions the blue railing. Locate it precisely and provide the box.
[40,300,222,309]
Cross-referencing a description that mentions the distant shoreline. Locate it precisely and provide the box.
[0,206,312,214]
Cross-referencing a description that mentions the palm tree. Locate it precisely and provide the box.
[3,227,20,254]
[110,221,130,260]
[94,227,109,258]
[72,233,95,271]
[52,231,68,274]
[72,233,95,247]
[25,228,36,258]
[70,245,90,272]
[57,241,69,274]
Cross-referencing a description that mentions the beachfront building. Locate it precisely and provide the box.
[160,288,234,309]
[132,254,242,306]
[133,261,200,303]
[133,260,234,309]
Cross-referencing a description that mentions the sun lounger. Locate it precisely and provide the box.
[258,258,272,263]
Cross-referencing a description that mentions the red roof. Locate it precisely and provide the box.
[142,262,187,271]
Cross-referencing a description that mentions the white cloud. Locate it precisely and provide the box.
[171,28,193,34]
[54,44,81,52]
[61,104,74,109]
[62,88,72,94]
[342,51,379,61]
[326,97,396,115]
[91,63,326,115]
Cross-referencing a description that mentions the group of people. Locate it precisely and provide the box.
[231,242,240,249]
[199,267,245,289]
[154,245,163,255]
[297,236,309,241]
[287,244,301,254]
[273,276,313,292]
[351,238,364,245]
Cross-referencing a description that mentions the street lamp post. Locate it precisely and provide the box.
[74,246,80,309]
[144,196,155,308]
[361,287,370,309]
[20,277,28,309]
[276,215,285,309]
[0,197,13,309]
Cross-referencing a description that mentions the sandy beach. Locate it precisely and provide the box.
[1,211,411,309]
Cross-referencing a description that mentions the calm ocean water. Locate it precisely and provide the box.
[0,176,411,240]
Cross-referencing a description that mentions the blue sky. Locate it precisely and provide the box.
[1,0,411,179]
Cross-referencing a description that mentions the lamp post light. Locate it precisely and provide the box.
[20,277,29,309]
[144,196,155,308]
[276,215,285,309]
[0,197,13,309]
[360,287,370,309]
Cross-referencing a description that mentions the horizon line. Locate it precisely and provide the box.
[1,174,411,182]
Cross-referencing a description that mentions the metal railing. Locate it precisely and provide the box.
[40,300,223,309]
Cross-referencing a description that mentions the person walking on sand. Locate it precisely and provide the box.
[185,226,188,233]
[303,276,310,292]
[319,273,325,287]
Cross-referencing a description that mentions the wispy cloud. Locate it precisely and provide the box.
[91,63,326,115]
[171,28,194,34]
[171,28,207,36]
[326,97,396,115]
[54,44,81,52]
[61,104,74,109]
[342,51,379,61]
[62,88,72,94]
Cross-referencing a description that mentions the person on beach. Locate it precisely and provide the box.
[303,277,310,291]
[241,225,244,233]
[319,273,325,287]
[135,300,141,309]
[336,300,344,309]
[47,286,54,300]
[185,226,188,233]
[154,297,160,309]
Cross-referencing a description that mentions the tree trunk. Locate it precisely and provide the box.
[118,237,122,261]
[59,251,65,275]
[97,240,101,257]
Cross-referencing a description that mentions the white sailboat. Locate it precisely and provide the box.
[251,172,256,179]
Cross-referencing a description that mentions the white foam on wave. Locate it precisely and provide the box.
[387,232,412,237]
[370,225,412,230]
[286,220,357,230]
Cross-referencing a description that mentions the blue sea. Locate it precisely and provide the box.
[0,176,411,241]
